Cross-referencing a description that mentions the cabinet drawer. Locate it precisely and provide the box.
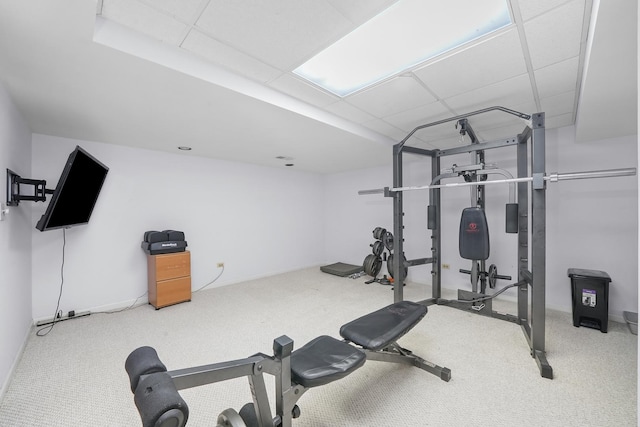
[151,251,191,281]
[155,276,191,308]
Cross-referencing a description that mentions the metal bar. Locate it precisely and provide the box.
[549,167,636,181]
[397,106,531,149]
[405,257,433,266]
[169,356,265,390]
[392,144,404,302]
[358,167,637,196]
[531,112,551,379]
[431,154,441,301]
[402,145,437,156]
[517,135,529,332]
[437,136,518,157]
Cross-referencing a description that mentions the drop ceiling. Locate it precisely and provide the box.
[0,0,636,173]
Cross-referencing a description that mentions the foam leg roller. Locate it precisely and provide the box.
[125,346,168,393]
[134,372,189,427]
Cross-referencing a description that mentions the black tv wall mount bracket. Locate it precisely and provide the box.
[6,169,53,206]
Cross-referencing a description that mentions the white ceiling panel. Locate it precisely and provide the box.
[516,0,574,22]
[383,101,453,133]
[101,0,188,44]
[346,76,437,118]
[268,74,338,107]
[181,30,282,83]
[477,121,532,141]
[326,0,399,26]
[444,73,535,113]
[136,0,207,22]
[540,91,576,117]
[0,0,630,175]
[324,101,376,124]
[546,112,575,129]
[361,118,407,141]
[534,56,579,99]
[195,0,354,70]
[413,28,527,100]
[524,0,586,70]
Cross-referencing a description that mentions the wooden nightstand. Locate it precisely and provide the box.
[147,251,191,309]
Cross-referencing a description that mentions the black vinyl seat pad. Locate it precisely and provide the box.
[339,301,427,351]
[290,335,366,388]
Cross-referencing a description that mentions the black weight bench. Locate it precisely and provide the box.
[126,301,450,427]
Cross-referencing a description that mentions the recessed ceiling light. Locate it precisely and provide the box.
[294,0,512,97]
[178,146,192,151]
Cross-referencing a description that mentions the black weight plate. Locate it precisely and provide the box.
[371,240,384,256]
[386,253,408,279]
[488,264,497,288]
[372,227,387,241]
[383,232,394,251]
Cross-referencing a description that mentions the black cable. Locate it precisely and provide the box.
[36,228,66,337]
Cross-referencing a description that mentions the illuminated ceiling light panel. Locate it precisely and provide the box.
[294,0,512,97]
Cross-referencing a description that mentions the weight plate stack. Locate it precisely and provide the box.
[363,254,382,277]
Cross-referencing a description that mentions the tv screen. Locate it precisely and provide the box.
[36,146,109,232]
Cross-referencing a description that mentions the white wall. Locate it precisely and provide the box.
[31,135,325,319]
[0,84,33,397]
[324,125,638,322]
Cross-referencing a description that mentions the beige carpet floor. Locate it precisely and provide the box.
[0,267,636,426]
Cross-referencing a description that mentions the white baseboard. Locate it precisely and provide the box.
[0,322,32,401]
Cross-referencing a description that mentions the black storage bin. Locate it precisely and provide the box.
[568,268,611,333]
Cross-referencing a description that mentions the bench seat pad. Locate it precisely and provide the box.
[290,335,365,388]
[340,301,427,351]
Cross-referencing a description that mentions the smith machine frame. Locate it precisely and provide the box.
[360,106,637,379]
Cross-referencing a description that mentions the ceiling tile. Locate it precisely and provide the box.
[524,0,586,70]
[516,0,575,22]
[324,101,376,124]
[181,30,282,83]
[383,101,453,134]
[326,0,399,26]
[268,74,339,107]
[413,28,527,100]
[101,0,188,44]
[195,0,354,70]
[361,118,407,141]
[346,76,437,118]
[534,56,579,99]
[545,112,575,129]
[540,90,576,116]
[137,0,207,23]
[476,121,532,141]
[444,73,535,114]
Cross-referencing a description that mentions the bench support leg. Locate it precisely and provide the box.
[364,344,451,382]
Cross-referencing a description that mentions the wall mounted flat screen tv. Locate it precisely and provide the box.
[36,146,109,232]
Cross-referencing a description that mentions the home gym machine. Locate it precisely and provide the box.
[359,106,637,379]
[125,301,450,427]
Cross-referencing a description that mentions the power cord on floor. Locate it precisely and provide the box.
[96,291,148,315]
[36,229,67,337]
[193,265,225,293]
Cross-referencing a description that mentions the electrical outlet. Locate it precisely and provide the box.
[442,263,450,270]
[0,202,8,221]
[217,262,224,268]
